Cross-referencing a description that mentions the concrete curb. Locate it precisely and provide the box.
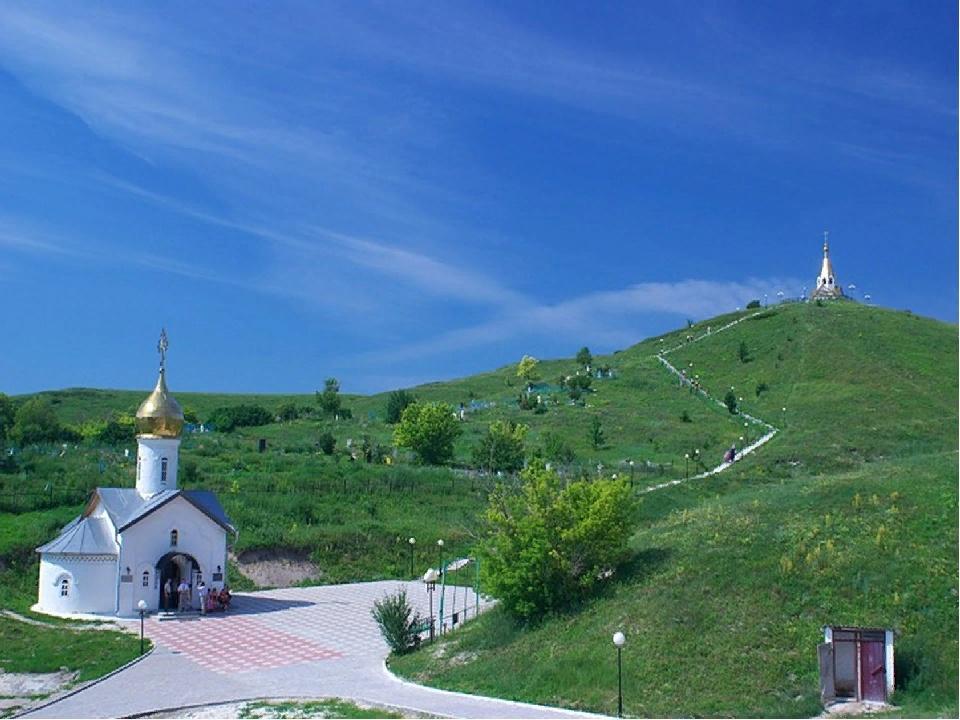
[15,647,156,718]
[123,695,431,719]
[381,660,610,719]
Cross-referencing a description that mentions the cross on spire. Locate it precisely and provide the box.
[823,230,830,253]
[157,328,169,372]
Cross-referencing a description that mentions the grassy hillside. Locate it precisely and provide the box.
[388,302,958,717]
[1,301,956,715]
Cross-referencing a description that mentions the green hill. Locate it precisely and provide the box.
[1,301,957,715]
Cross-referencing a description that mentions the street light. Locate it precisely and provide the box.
[436,539,444,574]
[408,537,416,577]
[744,421,749,443]
[137,599,147,655]
[782,407,787,428]
[684,453,689,479]
[423,568,439,641]
[613,631,626,718]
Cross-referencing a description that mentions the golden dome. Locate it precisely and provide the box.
[136,369,184,438]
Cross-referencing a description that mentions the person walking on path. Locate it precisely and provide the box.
[197,581,208,615]
[177,579,191,613]
[163,578,172,611]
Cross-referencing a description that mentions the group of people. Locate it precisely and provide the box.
[163,578,231,614]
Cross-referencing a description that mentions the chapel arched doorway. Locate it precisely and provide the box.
[156,551,200,611]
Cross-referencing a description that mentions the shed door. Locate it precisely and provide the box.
[860,641,886,702]
[817,643,836,703]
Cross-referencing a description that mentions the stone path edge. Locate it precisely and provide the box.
[13,648,156,719]
[381,661,609,719]
[123,695,427,720]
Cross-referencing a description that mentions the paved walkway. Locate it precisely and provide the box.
[644,311,780,493]
[23,581,602,719]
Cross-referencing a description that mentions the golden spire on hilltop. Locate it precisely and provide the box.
[135,328,184,438]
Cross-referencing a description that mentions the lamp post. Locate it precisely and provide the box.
[408,537,416,577]
[137,600,147,655]
[744,421,749,444]
[436,538,444,573]
[613,631,626,718]
[684,453,689,479]
[423,568,439,642]
[629,460,635,487]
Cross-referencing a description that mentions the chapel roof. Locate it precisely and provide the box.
[94,487,235,534]
[35,513,118,555]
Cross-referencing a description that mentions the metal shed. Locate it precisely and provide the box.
[819,626,895,704]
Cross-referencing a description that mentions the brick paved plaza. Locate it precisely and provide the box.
[24,581,600,719]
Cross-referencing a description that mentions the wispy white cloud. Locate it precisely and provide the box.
[364,276,801,364]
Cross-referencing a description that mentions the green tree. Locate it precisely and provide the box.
[385,390,416,424]
[10,398,64,446]
[542,431,576,464]
[516,355,540,385]
[0,393,16,440]
[96,415,136,446]
[277,402,300,422]
[576,346,592,368]
[481,461,635,621]
[472,420,527,472]
[589,416,605,449]
[724,390,739,414]
[567,373,593,401]
[738,341,751,363]
[182,406,201,425]
[393,402,461,465]
[318,431,336,455]
[207,405,273,432]
[317,378,342,417]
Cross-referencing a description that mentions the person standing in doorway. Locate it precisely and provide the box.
[163,578,173,611]
[197,581,208,615]
[177,579,191,612]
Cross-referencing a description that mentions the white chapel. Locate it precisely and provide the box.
[35,331,235,617]
[810,232,844,300]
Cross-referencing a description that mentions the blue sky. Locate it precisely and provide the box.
[1,1,956,395]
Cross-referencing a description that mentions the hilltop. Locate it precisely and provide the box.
[1,301,957,716]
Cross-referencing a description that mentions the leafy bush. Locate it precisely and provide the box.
[542,432,576,464]
[738,341,751,363]
[371,589,424,655]
[277,402,300,421]
[472,420,527,472]
[0,393,16,440]
[755,381,769,397]
[385,390,416,424]
[576,346,592,368]
[96,416,136,445]
[680,410,692,423]
[207,404,273,432]
[9,399,75,446]
[318,431,336,455]
[516,355,540,385]
[724,391,738,414]
[481,461,636,622]
[393,402,461,465]
[746,299,761,309]
[589,416,605,449]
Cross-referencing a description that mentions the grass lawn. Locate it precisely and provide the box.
[238,698,405,719]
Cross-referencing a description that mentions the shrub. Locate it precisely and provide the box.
[680,410,692,423]
[481,461,636,622]
[724,391,738,414]
[590,416,605,449]
[318,432,336,455]
[473,420,527,473]
[371,589,424,655]
[746,299,761,309]
[10,398,72,446]
[755,382,769,397]
[96,416,136,445]
[207,405,273,432]
[576,346,592,368]
[738,341,751,363]
[385,390,416,424]
[543,432,576,464]
[277,402,300,422]
[393,402,462,465]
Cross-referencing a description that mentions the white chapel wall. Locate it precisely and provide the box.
[38,554,117,614]
[118,496,227,615]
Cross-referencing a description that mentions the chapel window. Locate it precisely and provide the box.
[170,529,178,547]
[161,458,168,485]
[142,570,150,587]
[60,578,70,597]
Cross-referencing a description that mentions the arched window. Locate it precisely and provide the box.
[60,577,70,597]
[161,458,169,485]
[170,529,179,547]
[142,570,150,587]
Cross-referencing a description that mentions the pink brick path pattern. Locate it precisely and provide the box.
[146,613,343,674]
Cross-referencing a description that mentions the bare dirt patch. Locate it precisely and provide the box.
[231,549,322,588]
